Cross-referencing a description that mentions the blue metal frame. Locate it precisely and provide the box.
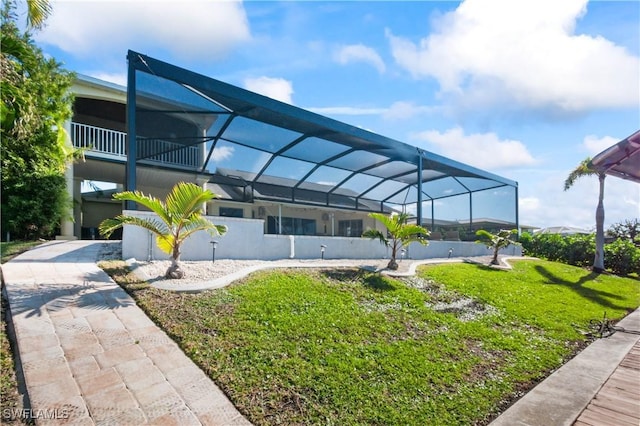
[126,50,519,226]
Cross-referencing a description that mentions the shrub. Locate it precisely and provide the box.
[604,239,640,276]
[562,234,595,267]
[523,231,639,276]
[528,233,568,262]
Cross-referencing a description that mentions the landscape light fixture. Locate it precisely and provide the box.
[400,248,406,262]
[320,244,327,260]
[210,240,219,263]
[448,248,453,259]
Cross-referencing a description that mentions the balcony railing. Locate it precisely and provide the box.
[71,122,201,169]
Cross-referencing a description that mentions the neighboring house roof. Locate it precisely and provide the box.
[591,129,640,183]
[535,226,592,235]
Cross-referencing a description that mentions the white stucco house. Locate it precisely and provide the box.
[57,51,522,261]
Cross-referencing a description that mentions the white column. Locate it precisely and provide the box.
[197,177,209,214]
[73,178,82,238]
[56,120,78,240]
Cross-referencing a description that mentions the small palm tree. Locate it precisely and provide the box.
[475,229,520,265]
[564,157,605,272]
[362,212,429,270]
[99,182,227,279]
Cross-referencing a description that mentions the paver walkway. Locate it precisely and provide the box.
[491,308,640,426]
[1,240,250,425]
[574,339,640,426]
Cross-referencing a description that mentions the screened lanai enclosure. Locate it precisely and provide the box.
[125,50,518,240]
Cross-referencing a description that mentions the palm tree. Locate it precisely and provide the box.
[564,157,605,272]
[475,229,520,265]
[99,182,227,279]
[362,212,429,270]
[26,0,52,29]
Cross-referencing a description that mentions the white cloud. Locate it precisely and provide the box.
[386,0,639,113]
[211,146,234,162]
[307,106,387,116]
[334,44,386,73]
[382,101,435,120]
[411,127,536,170]
[583,134,619,156]
[244,76,294,104]
[519,197,541,215]
[37,0,251,61]
[307,101,435,120]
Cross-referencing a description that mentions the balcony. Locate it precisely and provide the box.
[71,122,202,170]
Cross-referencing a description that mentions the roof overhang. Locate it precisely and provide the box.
[590,129,640,183]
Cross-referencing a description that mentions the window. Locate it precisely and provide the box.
[219,207,243,218]
[338,219,363,237]
[267,216,316,235]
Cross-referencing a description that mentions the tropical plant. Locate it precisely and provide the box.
[608,219,640,246]
[99,182,227,279]
[564,157,606,272]
[475,229,520,265]
[362,212,429,270]
[604,239,640,276]
[24,0,52,29]
[1,2,75,240]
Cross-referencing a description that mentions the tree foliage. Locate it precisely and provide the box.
[362,212,429,270]
[24,0,52,29]
[1,1,75,240]
[608,218,640,246]
[520,231,639,276]
[475,229,520,265]
[99,182,228,279]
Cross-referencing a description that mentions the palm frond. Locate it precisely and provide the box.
[397,224,429,241]
[166,182,215,220]
[156,234,176,256]
[368,212,394,230]
[26,0,52,29]
[362,228,388,246]
[112,190,171,224]
[98,215,166,239]
[564,157,596,191]
[177,217,227,243]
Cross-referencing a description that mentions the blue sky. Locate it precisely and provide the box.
[27,0,639,229]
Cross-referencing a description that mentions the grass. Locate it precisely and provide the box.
[100,258,639,425]
[1,241,41,264]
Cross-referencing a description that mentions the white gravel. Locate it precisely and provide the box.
[130,257,417,292]
[135,259,273,284]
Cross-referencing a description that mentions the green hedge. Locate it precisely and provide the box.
[604,239,640,276]
[520,232,639,276]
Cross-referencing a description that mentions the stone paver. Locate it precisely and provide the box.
[2,240,251,425]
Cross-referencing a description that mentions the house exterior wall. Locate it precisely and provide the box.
[121,210,521,262]
[207,200,386,236]
[82,200,121,229]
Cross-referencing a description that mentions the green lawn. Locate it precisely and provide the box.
[101,259,639,425]
[0,241,40,264]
